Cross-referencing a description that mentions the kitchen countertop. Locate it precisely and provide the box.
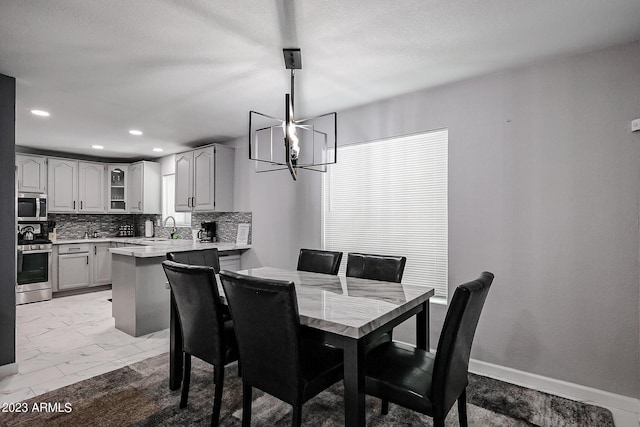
[52,237,251,258]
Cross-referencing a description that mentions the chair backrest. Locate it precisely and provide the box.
[297,248,343,275]
[431,271,494,418]
[219,270,302,404]
[346,252,407,283]
[162,260,226,366]
[167,248,221,273]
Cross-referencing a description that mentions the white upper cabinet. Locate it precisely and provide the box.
[175,151,194,211]
[107,165,128,213]
[193,146,215,211]
[78,162,105,213]
[49,159,106,213]
[128,161,161,214]
[175,144,233,212]
[48,158,78,212]
[16,154,47,193]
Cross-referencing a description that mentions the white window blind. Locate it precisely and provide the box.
[323,129,448,299]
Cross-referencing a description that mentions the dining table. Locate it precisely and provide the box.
[169,267,435,427]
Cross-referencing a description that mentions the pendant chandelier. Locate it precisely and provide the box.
[249,48,337,181]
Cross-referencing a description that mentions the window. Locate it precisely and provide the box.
[323,129,448,300]
[162,174,191,227]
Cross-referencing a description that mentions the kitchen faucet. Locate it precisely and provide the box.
[163,216,177,239]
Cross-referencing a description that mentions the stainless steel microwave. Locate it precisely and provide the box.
[17,192,47,221]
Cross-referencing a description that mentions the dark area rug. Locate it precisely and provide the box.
[0,353,614,426]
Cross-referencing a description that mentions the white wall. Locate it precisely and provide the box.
[235,41,640,398]
[233,136,301,270]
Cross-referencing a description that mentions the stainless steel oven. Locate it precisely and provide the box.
[17,192,47,222]
[17,242,52,304]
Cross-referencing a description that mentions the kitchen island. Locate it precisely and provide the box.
[109,240,251,337]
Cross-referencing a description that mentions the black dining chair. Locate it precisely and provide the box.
[162,260,239,427]
[364,271,494,427]
[166,248,233,391]
[346,252,407,350]
[167,248,230,318]
[346,252,407,283]
[167,248,221,273]
[219,270,344,427]
[296,248,343,275]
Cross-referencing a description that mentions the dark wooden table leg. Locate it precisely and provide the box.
[169,291,183,390]
[416,300,429,351]
[343,338,365,427]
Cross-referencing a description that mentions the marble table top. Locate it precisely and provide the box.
[106,239,251,257]
[231,267,434,339]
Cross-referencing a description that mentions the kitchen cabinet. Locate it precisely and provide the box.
[48,159,105,213]
[93,243,112,285]
[78,162,105,213]
[58,244,91,290]
[48,158,78,212]
[175,144,234,212]
[56,242,112,291]
[128,161,161,214]
[16,154,47,193]
[107,164,128,213]
[174,151,194,211]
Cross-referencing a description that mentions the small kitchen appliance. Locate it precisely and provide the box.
[144,220,154,237]
[198,221,216,243]
[17,192,47,221]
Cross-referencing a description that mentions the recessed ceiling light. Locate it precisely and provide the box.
[92,145,104,150]
[30,109,50,117]
[129,129,143,136]
[152,148,163,152]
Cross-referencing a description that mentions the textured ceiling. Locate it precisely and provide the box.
[1,0,639,159]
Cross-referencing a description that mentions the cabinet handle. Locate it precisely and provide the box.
[138,201,141,210]
[73,201,76,209]
[86,256,89,265]
[80,201,83,210]
[191,197,195,207]
[187,197,190,208]
[69,247,80,251]
[94,246,97,255]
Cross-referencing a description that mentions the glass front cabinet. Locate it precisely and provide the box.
[107,164,128,213]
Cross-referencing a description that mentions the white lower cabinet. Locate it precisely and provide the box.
[57,243,112,291]
[58,247,91,290]
[93,243,112,285]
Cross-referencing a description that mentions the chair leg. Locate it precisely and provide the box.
[458,388,468,427]
[180,353,191,408]
[292,403,302,427]
[242,382,252,427]
[210,365,225,427]
[380,398,389,415]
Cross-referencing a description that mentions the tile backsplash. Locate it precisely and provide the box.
[50,212,252,244]
[49,214,135,239]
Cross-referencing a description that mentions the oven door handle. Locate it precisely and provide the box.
[21,249,53,254]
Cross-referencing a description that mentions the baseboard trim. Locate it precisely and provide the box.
[468,358,639,415]
[0,362,18,380]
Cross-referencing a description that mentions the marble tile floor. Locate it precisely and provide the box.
[0,290,169,405]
